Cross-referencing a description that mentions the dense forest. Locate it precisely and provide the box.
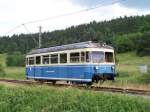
[0,15,150,56]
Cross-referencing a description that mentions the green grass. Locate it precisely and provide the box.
[0,84,150,112]
[0,54,6,77]
[0,54,25,80]
[0,54,6,67]
[116,52,150,66]
[115,52,150,85]
[4,67,25,80]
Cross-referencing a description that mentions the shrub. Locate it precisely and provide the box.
[6,52,25,67]
[113,32,142,53]
[0,63,6,77]
[136,32,150,56]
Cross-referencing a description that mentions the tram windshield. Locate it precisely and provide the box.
[91,51,114,63]
[91,51,104,63]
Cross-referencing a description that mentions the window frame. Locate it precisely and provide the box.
[42,55,50,64]
[86,51,90,63]
[29,57,35,65]
[35,56,41,65]
[51,54,58,64]
[80,52,85,62]
[105,52,114,63]
[91,51,105,63]
[27,50,103,65]
[70,52,80,63]
[26,58,28,65]
[60,53,67,64]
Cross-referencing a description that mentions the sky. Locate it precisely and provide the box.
[0,0,150,36]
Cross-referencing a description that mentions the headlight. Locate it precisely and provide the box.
[95,66,99,69]
[94,66,99,71]
[111,66,115,69]
[111,66,115,71]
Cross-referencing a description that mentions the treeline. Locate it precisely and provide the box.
[0,15,150,56]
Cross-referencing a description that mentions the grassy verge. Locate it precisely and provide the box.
[4,67,25,80]
[115,52,150,85]
[0,54,25,80]
[0,84,150,112]
[116,52,150,66]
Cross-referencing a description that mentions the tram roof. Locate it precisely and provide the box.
[27,41,113,55]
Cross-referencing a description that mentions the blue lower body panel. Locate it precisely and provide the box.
[26,64,115,82]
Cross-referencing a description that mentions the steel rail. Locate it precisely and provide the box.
[0,78,150,96]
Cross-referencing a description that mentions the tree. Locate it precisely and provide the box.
[0,15,150,54]
[136,32,150,56]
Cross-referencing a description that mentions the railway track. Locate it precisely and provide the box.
[0,78,150,96]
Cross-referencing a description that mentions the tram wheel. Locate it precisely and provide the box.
[35,79,44,83]
[86,82,92,86]
[52,81,56,85]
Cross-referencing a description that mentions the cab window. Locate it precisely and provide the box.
[91,51,104,63]
[105,52,114,62]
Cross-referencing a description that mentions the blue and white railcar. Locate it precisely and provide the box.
[26,41,116,84]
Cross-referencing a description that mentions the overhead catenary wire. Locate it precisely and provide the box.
[5,0,126,35]
[5,24,22,35]
[23,0,126,24]
[6,24,29,35]
[22,24,31,34]
[21,24,39,48]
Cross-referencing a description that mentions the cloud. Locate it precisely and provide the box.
[1,0,85,35]
[71,0,150,9]
[120,0,150,9]
[71,0,105,7]
[0,0,150,36]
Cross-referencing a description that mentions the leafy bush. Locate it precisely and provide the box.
[137,73,150,84]
[0,63,6,77]
[6,52,25,67]
[113,32,142,53]
[136,32,150,56]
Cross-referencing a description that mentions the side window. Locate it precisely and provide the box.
[86,52,90,62]
[42,55,50,64]
[51,54,58,64]
[105,52,114,62]
[81,52,85,62]
[29,57,34,65]
[70,52,80,63]
[26,58,28,65]
[36,56,41,65]
[60,53,67,63]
